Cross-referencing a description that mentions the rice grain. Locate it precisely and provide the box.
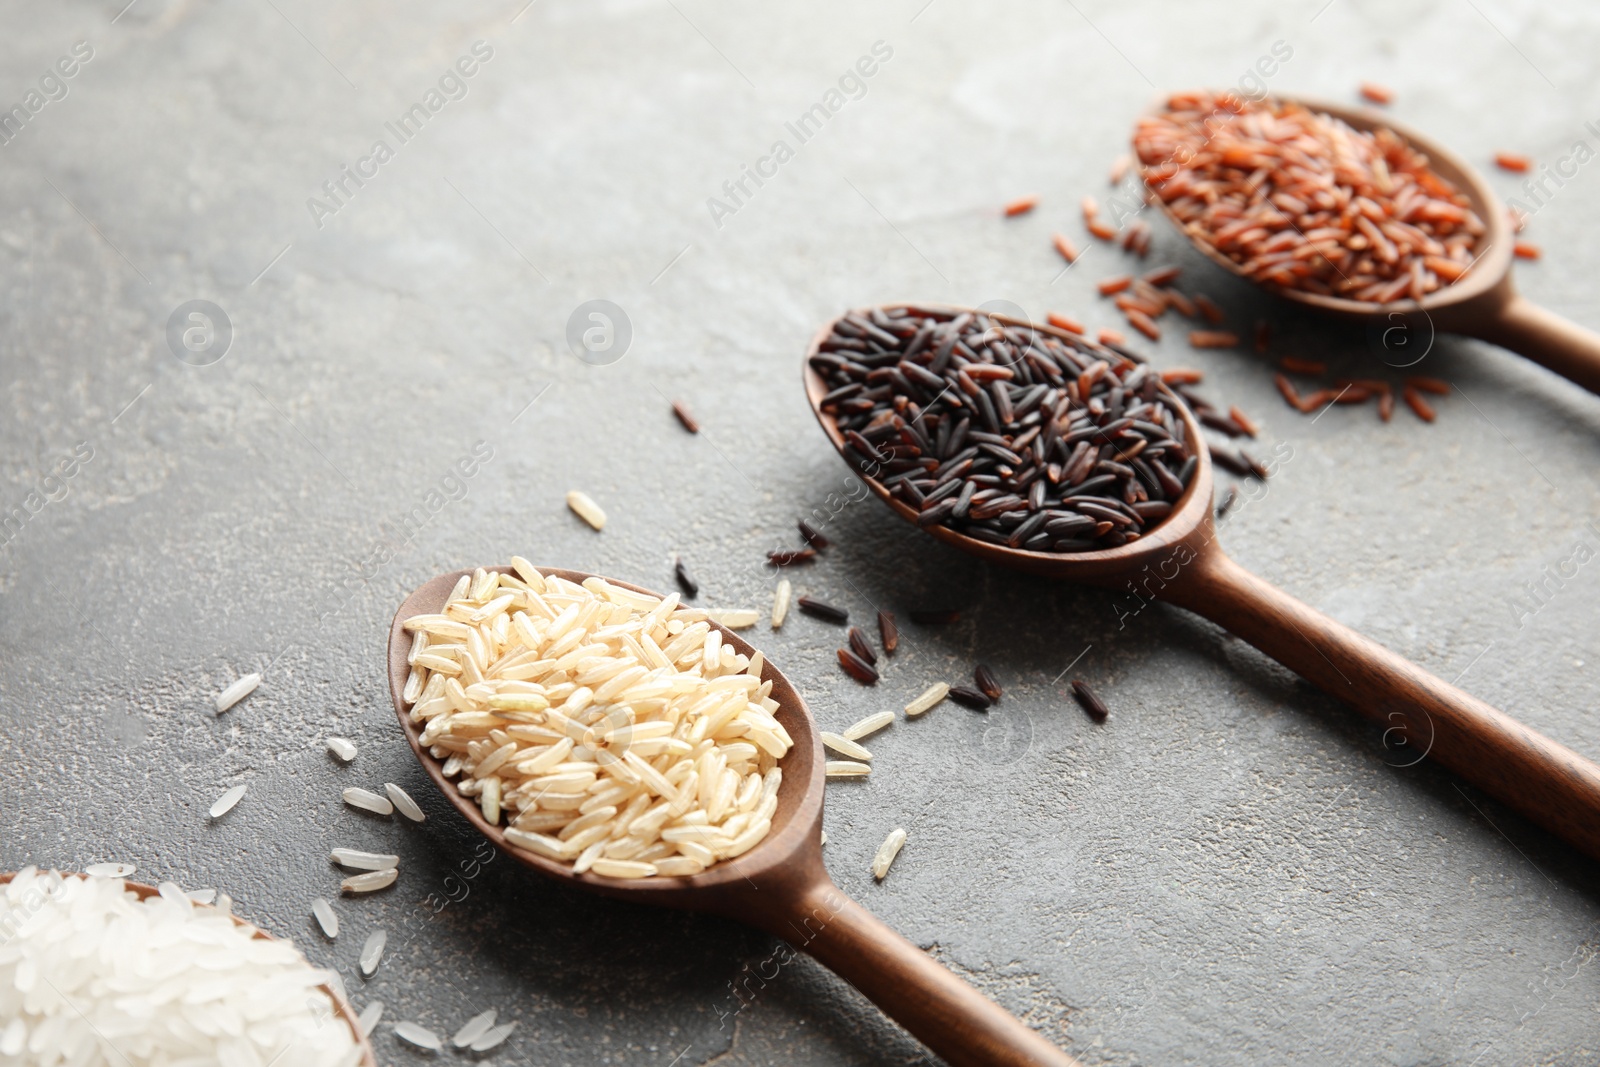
[872,827,907,879]
[331,848,400,871]
[359,929,387,977]
[385,782,427,822]
[566,490,607,531]
[215,672,261,714]
[312,897,340,939]
[452,1009,498,1048]
[904,683,949,717]
[772,578,792,628]
[842,711,894,741]
[209,783,248,819]
[341,868,398,894]
[820,732,873,761]
[343,787,394,816]
[326,737,358,762]
[826,760,872,778]
[394,1021,443,1051]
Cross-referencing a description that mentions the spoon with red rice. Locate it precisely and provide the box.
[1136,91,1600,395]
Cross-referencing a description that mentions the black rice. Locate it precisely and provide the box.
[948,685,993,711]
[768,548,817,567]
[847,626,877,665]
[673,556,699,598]
[1216,485,1238,518]
[1071,679,1109,722]
[974,664,1002,702]
[798,520,831,549]
[812,306,1197,551]
[798,596,848,624]
[837,647,879,685]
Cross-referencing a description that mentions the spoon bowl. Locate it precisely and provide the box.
[0,871,377,1066]
[1139,94,1600,393]
[805,304,1600,862]
[389,566,1079,1067]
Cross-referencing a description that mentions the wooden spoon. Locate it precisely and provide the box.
[804,304,1600,862]
[0,871,376,1066]
[387,567,1079,1067]
[1139,96,1600,395]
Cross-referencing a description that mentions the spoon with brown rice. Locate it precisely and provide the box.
[388,563,1079,1067]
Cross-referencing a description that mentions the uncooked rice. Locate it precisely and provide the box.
[358,1001,383,1037]
[313,896,340,939]
[359,929,386,977]
[0,870,361,1067]
[1136,91,1485,303]
[842,711,894,741]
[472,1022,517,1052]
[83,862,135,878]
[341,869,397,894]
[402,562,794,879]
[343,787,394,816]
[331,849,399,871]
[209,783,248,819]
[771,578,792,628]
[820,732,872,761]
[215,672,261,714]
[566,490,607,530]
[873,827,907,879]
[826,760,871,778]
[385,782,427,822]
[707,609,759,630]
[452,1009,497,1048]
[326,737,358,761]
[186,887,217,905]
[904,682,949,717]
[394,1021,442,1051]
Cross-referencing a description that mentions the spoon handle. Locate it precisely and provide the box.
[1166,547,1600,859]
[767,878,1081,1067]
[1469,291,1600,395]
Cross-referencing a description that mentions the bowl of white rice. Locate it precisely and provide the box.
[0,868,374,1067]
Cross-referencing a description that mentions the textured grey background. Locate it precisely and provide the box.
[3,0,1600,1064]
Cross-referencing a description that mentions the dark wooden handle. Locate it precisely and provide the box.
[1165,548,1600,859]
[771,878,1081,1067]
[1470,291,1600,395]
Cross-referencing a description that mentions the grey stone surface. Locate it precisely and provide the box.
[4,0,1600,1063]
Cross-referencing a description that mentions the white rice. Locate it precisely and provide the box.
[471,1022,517,1052]
[904,682,950,717]
[771,578,792,628]
[331,849,399,871]
[340,869,397,894]
[565,490,607,530]
[0,870,361,1066]
[706,609,759,629]
[83,862,134,878]
[820,830,827,846]
[358,1001,384,1037]
[326,737,358,761]
[842,710,894,741]
[872,827,907,879]
[452,1008,497,1047]
[825,760,871,778]
[313,896,340,939]
[186,887,218,904]
[215,672,261,714]
[359,929,386,977]
[404,565,793,879]
[386,782,427,822]
[394,1021,442,1051]
[343,787,394,816]
[820,732,872,761]
[209,783,248,818]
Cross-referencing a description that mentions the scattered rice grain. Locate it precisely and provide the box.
[904,682,949,717]
[215,672,260,714]
[343,787,394,816]
[872,827,907,880]
[842,710,894,741]
[566,490,607,531]
[209,783,248,819]
[385,782,427,822]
